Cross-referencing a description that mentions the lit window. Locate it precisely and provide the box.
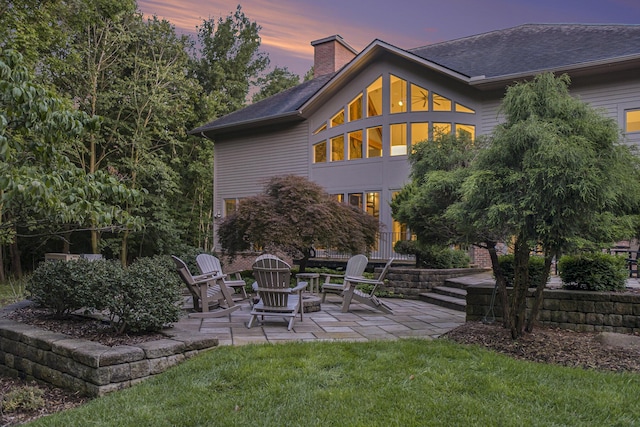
[332,194,344,203]
[411,122,429,148]
[433,122,452,137]
[455,103,475,113]
[367,126,383,158]
[348,193,363,209]
[348,130,363,160]
[224,199,237,216]
[313,141,327,163]
[331,109,344,127]
[627,110,640,133]
[313,123,327,134]
[410,83,429,112]
[455,124,475,140]
[366,192,380,218]
[348,94,363,122]
[391,191,408,246]
[330,135,344,161]
[390,123,407,156]
[367,76,383,117]
[390,75,407,114]
[433,93,452,111]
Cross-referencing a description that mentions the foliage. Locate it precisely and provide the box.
[558,253,627,291]
[497,255,547,288]
[218,175,379,271]
[2,385,45,412]
[394,240,470,268]
[252,66,300,102]
[102,256,183,334]
[26,340,640,426]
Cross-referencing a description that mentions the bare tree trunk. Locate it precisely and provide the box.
[9,238,22,279]
[510,237,531,338]
[0,245,5,283]
[525,253,554,333]
[120,230,129,267]
[486,242,510,328]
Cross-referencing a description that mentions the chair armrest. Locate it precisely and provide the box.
[320,273,345,283]
[345,276,381,286]
[291,281,308,293]
[192,272,226,284]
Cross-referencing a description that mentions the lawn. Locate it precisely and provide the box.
[27,338,640,426]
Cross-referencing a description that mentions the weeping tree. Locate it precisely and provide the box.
[218,175,379,272]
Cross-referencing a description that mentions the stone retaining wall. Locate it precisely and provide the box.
[384,267,487,298]
[466,286,640,333]
[0,317,218,397]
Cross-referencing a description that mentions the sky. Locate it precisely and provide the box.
[138,0,640,77]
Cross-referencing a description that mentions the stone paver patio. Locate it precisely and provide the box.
[171,294,465,346]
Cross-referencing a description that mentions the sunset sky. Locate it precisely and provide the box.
[138,0,640,76]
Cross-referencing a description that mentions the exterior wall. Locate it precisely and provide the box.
[467,285,640,334]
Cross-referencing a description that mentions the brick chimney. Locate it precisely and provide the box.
[311,35,358,78]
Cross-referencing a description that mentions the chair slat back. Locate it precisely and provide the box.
[196,253,222,276]
[252,256,291,308]
[344,254,368,280]
[171,256,198,297]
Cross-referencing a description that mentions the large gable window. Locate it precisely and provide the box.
[390,123,407,156]
[330,135,344,161]
[367,126,383,158]
[348,94,363,122]
[410,83,429,112]
[367,76,383,117]
[331,109,344,127]
[390,75,407,114]
[433,93,452,111]
[627,109,640,133]
[348,130,363,160]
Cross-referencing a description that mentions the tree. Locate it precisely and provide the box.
[218,175,379,272]
[252,67,300,103]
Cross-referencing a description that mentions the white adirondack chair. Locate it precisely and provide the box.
[341,258,394,314]
[196,253,248,300]
[320,254,368,303]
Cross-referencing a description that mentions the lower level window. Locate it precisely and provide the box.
[627,109,640,133]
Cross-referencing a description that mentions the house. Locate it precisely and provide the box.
[190,24,640,264]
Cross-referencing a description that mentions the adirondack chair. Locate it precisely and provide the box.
[341,258,394,314]
[196,254,248,300]
[247,256,308,330]
[320,254,368,303]
[171,256,240,319]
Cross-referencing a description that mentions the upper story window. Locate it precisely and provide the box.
[390,123,407,156]
[390,75,407,114]
[367,76,383,117]
[348,130,363,160]
[330,135,344,161]
[313,123,327,134]
[626,109,640,133]
[331,109,344,127]
[313,141,327,163]
[367,126,383,158]
[455,103,475,114]
[348,94,363,122]
[410,83,429,112]
[433,93,452,111]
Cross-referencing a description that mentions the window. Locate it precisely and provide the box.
[313,141,327,163]
[390,123,407,156]
[331,109,344,127]
[366,192,380,218]
[367,76,383,117]
[331,194,344,203]
[433,122,452,137]
[313,122,327,134]
[348,94,363,122]
[348,130,363,160]
[390,75,407,114]
[224,199,237,216]
[348,193,363,210]
[433,93,452,111]
[367,126,383,157]
[411,122,429,147]
[455,124,475,140]
[330,135,344,161]
[627,110,640,133]
[410,83,429,112]
[455,103,475,113]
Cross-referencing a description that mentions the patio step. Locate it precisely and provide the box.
[419,285,467,312]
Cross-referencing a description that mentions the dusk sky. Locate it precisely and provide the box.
[138,0,640,76]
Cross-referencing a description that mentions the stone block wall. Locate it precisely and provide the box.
[0,318,218,397]
[466,286,640,333]
[384,267,487,298]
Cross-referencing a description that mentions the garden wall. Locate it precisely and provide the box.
[0,317,219,397]
[384,267,487,298]
[466,285,640,333]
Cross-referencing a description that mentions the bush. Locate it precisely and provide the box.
[27,259,121,317]
[2,385,45,412]
[498,255,547,288]
[103,256,183,334]
[394,241,469,269]
[558,253,627,291]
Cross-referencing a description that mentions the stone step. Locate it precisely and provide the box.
[444,272,494,289]
[419,291,466,311]
[432,285,467,299]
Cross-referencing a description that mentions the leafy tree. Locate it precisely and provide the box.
[252,67,300,103]
[218,175,379,272]
[191,5,269,118]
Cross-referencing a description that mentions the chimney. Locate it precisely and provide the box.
[311,35,358,78]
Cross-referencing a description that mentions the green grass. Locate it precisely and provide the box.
[27,339,640,426]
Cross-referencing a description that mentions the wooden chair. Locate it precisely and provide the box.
[320,254,368,303]
[247,256,308,331]
[196,253,248,300]
[341,258,394,314]
[171,256,240,319]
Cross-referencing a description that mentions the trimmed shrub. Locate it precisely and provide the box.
[103,256,183,334]
[394,241,470,269]
[558,253,627,291]
[498,255,547,288]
